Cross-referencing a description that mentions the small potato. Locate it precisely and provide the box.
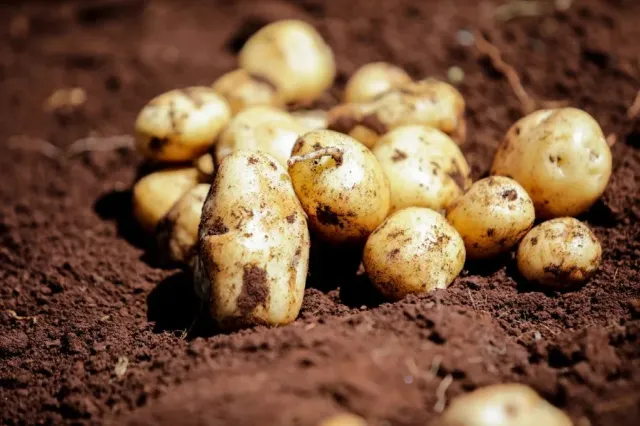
[239,20,336,103]
[288,130,390,245]
[196,151,310,329]
[344,62,412,103]
[213,69,283,115]
[156,184,210,265]
[491,108,612,218]
[363,207,465,300]
[132,168,200,233]
[434,384,573,426]
[193,152,215,181]
[516,217,601,289]
[215,106,308,167]
[446,177,535,259]
[373,125,471,212]
[318,413,367,426]
[292,109,328,131]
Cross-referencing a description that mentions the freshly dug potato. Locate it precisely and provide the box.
[318,413,367,426]
[213,69,283,114]
[517,217,601,289]
[344,62,412,103]
[491,108,612,218]
[446,176,535,259]
[326,103,379,148]
[373,125,471,212]
[196,151,310,329]
[132,168,200,233]
[135,87,231,162]
[239,20,336,103]
[292,109,328,131]
[363,207,465,300]
[156,184,210,265]
[194,152,215,181]
[288,130,390,244]
[434,384,573,426]
[215,106,308,167]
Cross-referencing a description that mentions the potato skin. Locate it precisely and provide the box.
[446,176,535,259]
[196,151,310,329]
[516,217,601,289]
[344,62,412,103]
[318,413,368,426]
[373,125,471,213]
[363,207,465,300]
[491,108,612,219]
[213,69,283,115]
[288,130,391,245]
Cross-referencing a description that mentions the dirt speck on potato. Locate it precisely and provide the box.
[238,264,269,315]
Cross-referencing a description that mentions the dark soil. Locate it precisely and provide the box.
[1,0,639,425]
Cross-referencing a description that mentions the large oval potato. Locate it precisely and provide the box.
[213,69,283,115]
[373,125,471,212]
[491,108,612,218]
[196,151,310,329]
[344,62,412,103]
[363,207,465,300]
[288,130,390,245]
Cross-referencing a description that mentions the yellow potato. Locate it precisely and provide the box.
[291,109,328,131]
[434,384,573,426]
[363,207,465,300]
[517,217,601,289]
[318,413,367,426]
[491,108,612,218]
[288,130,390,244]
[446,177,535,259]
[239,20,336,103]
[135,87,231,162]
[215,106,308,167]
[213,69,283,115]
[194,152,215,181]
[196,151,310,329]
[373,125,471,212]
[344,62,412,103]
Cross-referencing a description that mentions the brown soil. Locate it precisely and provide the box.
[1,0,639,425]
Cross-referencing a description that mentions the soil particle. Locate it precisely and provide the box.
[238,264,269,315]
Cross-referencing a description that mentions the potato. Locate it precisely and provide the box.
[491,108,612,219]
[318,413,367,426]
[132,168,200,233]
[434,384,573,426]
[363,207,465,300]
[135,87,231,162]
[288,130,390,244]
[213,69,283,115]
[344,62,412,103]
[215,106,308,167]
[446,177,535,259]
[373,125,471,212]
[194,152,215,181]
[156,184,210,265]
[196,150,310,328]
[292,109,328,131]
[516,217,601,289]
[239,20,336,104]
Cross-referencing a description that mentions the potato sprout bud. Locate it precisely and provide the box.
[132,168,200,233]
[446,177,535,259]
[373,125,471,212]
[434,384,573,426]
[363,207,465,300]
[196,151,310,329]
[517,217,601,289]
[212,69,283,115]
[292,109,328,131]
[194,153,215,181]
[215,106,308,167]
[344,62,412,103]
[239,20,336,103]
[318,413,367,426]
[491,108,612,218]
[157,184,210,264]
[288,130,391,245]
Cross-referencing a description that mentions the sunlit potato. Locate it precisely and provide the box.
[344,62,412,103]
[291,109,328,131]
[213,69,283,115]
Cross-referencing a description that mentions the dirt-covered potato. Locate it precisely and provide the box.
[156,184,210,265]
[292,109,328,131]
[373,125,471,212]
[434,384,573,426]
[363,207,465,300]
[288,130,390,244]
[215,106,308,167]
[135,87,231,162]
[213,69,283,115]
[196,151,310,329]
[344,62,412,103]
[491,108,612,219]
[239,20,336,104]
[516,217,601,289]
[132,168,200,233]
[318,413,367,426]
[446,176,535,259]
